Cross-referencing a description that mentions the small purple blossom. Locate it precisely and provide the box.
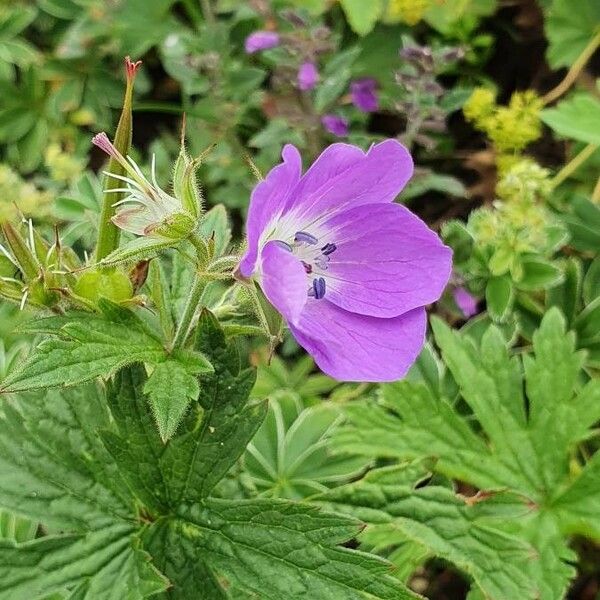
[298,61,319,91]
[237,140,452,381]
[244,30,280,54]
[321,114,349,137]
[351,78,379,112]
[453,287,478,318]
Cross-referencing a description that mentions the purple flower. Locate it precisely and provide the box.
[245,31,280,54]
[321,114,349,137]
[298,61,319,91]
[351,78,379,112]
[453,287,478,318]
[237,141,452,381]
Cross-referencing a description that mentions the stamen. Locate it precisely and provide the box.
[275,240,293,252]
[294,231,318,245]
[321,243,337,255]
[302,261,313,274]
[315,256,329,270]
[308,277,326,300]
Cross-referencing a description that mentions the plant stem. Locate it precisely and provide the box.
[543,30,600,105]
[171,273,206,351]
[592,174,600,204]
[551,143,599,188]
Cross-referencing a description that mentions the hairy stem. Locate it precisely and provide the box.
[171,273,207,351]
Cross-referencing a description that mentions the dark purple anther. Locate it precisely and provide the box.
[295,231,318,245]
[302,261,313,274]
[308,277,326,299]
[321,243,337,255]
[275,240,293,252]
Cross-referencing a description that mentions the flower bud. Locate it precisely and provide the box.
[74,269,134,304]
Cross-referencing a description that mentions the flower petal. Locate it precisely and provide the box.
[112,206,156,236]
[286,139,413,228]
[260,240,307,325]
[239,144,302,277]
[321,202,452,317]
[289,301,426,382]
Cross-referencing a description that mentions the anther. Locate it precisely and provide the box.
[308,277,326,300]
[275,240,293,252]
[321,243,337,255]
[302,261,313,274]
[294,231,318,245]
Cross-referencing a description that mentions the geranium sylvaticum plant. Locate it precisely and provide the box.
[0,52,455,600]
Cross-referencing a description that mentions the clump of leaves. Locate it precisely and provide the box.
[0,311,420,599]
[333,309,600,598]
[243,390,370,498]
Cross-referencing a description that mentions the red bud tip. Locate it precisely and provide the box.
[124,56,142,81]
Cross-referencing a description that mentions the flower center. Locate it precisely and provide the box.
[280,230,337,300]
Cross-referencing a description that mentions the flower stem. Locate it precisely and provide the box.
[542,30,600,105]
[551,143,599,188]
[171,273,206,351]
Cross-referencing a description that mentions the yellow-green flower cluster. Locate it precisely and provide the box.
[496,158,552,203]
[382,0,433,25]
[464,88,543,153]
[44,143,86,184]
[0,165,53,224]
[469,200,549,279]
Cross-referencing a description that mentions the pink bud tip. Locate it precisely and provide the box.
[92,132,119,159]
[125,56,142,80]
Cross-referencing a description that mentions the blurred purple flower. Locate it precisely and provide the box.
[321,114,349,137]
[453,287,478,318]
[245,31,280,54]
[351,78,379,112]
[298,61,319,91]
[237,140,452,381]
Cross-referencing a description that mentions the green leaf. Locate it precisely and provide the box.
[314,47,360,112]
[485,275,513,321]
[583,255,600,305]
[552,452,600,540]
[518,257,563,291]
[545,0,600,68]
[100,365,171,514]
[316,477,534,600]
[547,257,582,325]
[0,526,168,600]
[562,195,600,252]
[159,310,267,503]
[540,93,600,145]
[198,204,231,258]
[244,391,370,498]
[148,498,419,599]
[0,384,131,530]
[574,295,600,346]
[339,0,384,36]
[334,310,595,597]
[144,358,209,442]
[0,302,166,393]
